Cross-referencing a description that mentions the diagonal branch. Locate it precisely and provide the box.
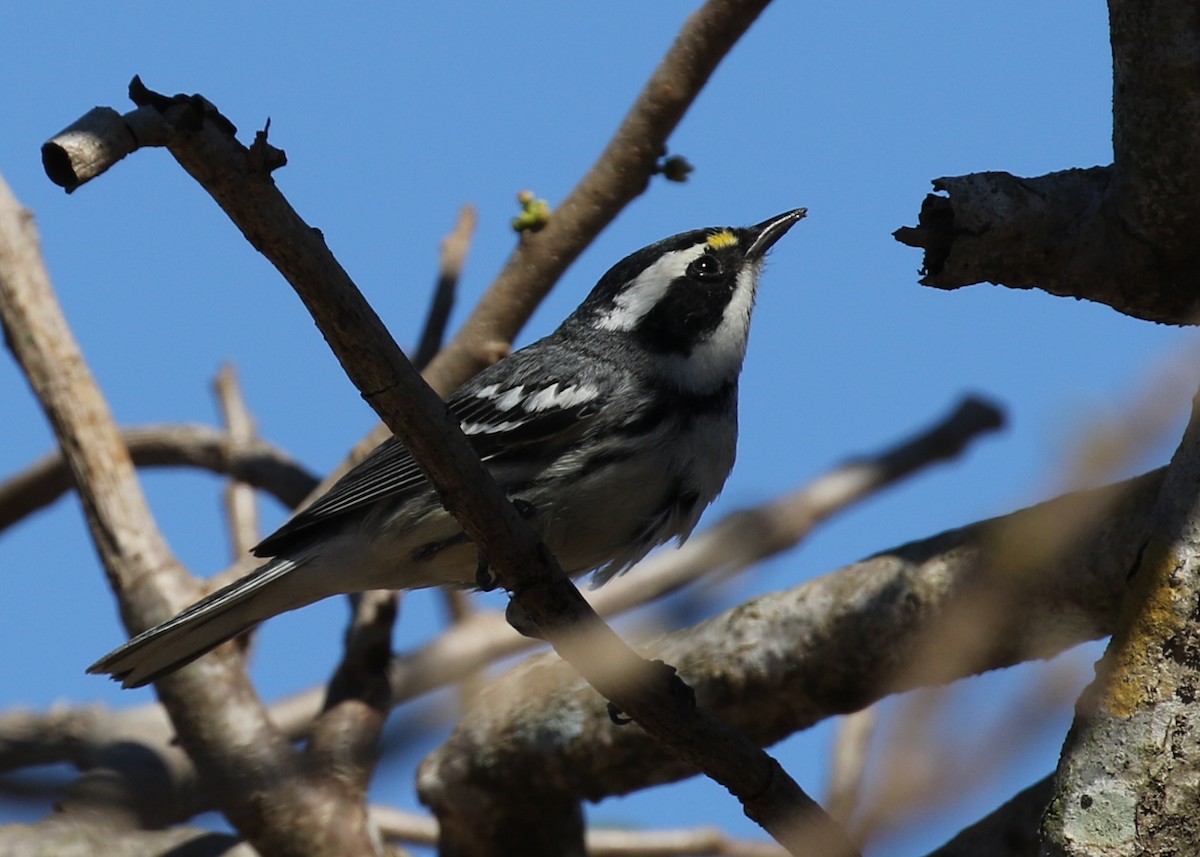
[34,4,829,850]
[418,466,1153,820]
[41,1,782,397]
[0,437,1150,836]
[75,64,850,855]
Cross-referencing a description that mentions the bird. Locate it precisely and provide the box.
[89,209,806,688]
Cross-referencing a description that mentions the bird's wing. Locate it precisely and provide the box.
[252,347,608,557]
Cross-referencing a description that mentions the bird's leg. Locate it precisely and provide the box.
[512,498,536,519]
[474,499,537,592]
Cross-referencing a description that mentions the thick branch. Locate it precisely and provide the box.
[418,469,1151,825]
[1042,391,1200,856]
[1,451,1153,837]
[1108,0,1200,255]
[894,0,1200,324]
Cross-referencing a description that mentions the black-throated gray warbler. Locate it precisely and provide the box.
[90,209,805,688]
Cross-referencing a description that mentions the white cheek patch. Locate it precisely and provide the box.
[596,244,708,332]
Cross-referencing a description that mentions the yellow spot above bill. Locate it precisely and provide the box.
[705,230,738,250]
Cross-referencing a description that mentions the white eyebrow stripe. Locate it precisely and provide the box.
[595,244,708,332]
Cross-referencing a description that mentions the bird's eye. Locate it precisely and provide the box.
[687,254,722,281]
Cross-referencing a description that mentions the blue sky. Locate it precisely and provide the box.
[1,2,1191,854]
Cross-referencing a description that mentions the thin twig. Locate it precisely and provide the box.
[212,364,260,557]
[825,709,875,831]
[414,204,477,371]
[369,804,787,856]
[854,659,1083,846]
[0,423,317,534]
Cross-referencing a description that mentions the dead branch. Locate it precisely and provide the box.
[894,0,1200,324]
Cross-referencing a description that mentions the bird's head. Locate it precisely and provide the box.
[566,209,806,393]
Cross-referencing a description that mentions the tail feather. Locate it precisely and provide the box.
[88,558,305,688]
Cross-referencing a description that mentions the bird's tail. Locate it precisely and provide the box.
[88,557,308,689]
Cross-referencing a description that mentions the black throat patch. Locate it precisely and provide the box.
[633,275,735,355]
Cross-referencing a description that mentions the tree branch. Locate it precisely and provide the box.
[0,433,1153,839]
[385,395,1002,706]
[0,423,316,535]
[44,67,848,854]
[418,468,1151,818]
[1042,388,1200,856]
[0,173,375,856]
[413,203,476,371]
[302,207,482,785]
[894,0,1200,323]
[212,364,261,557]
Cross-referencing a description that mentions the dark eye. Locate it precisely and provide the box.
[687,254,722,281]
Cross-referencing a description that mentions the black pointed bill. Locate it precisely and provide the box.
[744,208,807,260]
